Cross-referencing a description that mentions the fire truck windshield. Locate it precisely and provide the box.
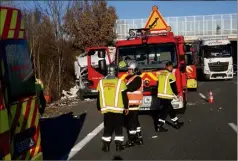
[117,43,177,71]
[203,45,231,58]
[1,39,35,103]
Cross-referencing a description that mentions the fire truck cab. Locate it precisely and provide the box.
[0,6,42,160]
[82,6,194,111]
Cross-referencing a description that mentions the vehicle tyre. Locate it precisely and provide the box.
[77,89,85,101]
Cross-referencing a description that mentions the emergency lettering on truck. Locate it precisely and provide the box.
[0,6,43,160]
[77,5,194,111]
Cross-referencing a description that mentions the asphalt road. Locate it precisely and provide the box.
[41,77,238,160]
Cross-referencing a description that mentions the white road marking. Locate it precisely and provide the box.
[65,122,104,160]
[228,123,238,133]
[198,93,207,100]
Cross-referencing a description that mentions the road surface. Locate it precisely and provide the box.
[40,77,237,160]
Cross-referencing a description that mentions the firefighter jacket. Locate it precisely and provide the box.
[157,70,178,100]
[125,74,143,110]
[96,78,128,114]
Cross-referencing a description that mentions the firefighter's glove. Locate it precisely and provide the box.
[124,109,129,115]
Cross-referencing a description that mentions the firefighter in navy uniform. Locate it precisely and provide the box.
[157,61,184,132]
[96,64,129,152]
[124,61,144,147]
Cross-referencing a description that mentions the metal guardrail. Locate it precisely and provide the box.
[115,13,237,40]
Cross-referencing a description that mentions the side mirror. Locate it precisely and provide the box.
[180,64,186,73]
[98,59,107,75]
[184,54,193,65]
[98,50,106,58]
[183,44,191,53]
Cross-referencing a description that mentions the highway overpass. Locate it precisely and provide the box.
[115,13,237,42]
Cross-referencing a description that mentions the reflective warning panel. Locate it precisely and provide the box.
[144,6,171,32]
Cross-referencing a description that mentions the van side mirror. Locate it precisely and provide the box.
[98,50,106,58]
[98,59,107,75]
[184,53,193,65]
[183,44,191,53]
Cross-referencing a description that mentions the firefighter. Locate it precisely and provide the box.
[35,78,46,116]
[96,64,129,152]
[124,61,144,147]
[156,61,184,132]
[119,56,131,68]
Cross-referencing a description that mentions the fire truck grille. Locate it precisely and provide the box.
[208,62,229,72]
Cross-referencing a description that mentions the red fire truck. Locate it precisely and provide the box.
[0,6,43,160]
[78,6,194,111]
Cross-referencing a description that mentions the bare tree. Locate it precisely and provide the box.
[34,1,73,98]
[63,0,118,52]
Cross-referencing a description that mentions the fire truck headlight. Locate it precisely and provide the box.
[144,80,150,86]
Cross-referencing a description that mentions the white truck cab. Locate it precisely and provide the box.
[194,37,233,80]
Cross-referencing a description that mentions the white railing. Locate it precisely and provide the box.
[115,13,237,40]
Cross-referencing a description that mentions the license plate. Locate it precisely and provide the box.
[15,137,35,154]
[14,127,36,155]
[143,96,152,104]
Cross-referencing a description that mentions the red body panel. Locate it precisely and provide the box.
[87,47,112,89]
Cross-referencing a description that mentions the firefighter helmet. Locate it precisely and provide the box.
[128,61,138,73]
[107,64,117,76]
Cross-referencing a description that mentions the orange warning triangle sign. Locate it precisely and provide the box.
[144,6,171,31]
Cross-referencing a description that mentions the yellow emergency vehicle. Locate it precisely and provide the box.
[0,6,43,160]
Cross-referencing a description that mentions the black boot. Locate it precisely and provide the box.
[156,122,168,132]
[135,132,143,145]
[115,141,124,151]
[102,141,110,152]
[172,120,184,129]
[124,134,136,147]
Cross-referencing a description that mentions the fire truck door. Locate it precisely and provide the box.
[87,47,112,89]
[185,53,197,89]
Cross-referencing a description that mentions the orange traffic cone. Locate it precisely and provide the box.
[208,90,214,103]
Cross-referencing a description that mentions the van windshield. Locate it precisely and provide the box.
[1,39,36,103]
[117,43,177,71]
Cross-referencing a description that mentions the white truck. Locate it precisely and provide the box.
[74,46,116,95]
[192,37,233,80]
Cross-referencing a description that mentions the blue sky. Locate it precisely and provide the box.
[108,1,237,19]
[13,1,237,19]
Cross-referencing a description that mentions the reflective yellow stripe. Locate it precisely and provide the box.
[33,135,41,156]
[3,153,11,161]
[129,107,139,110]
[20,19,24,29]
[9,104,17,126]
[27,99,35,128]
[15,102,27,133]
[0,9,7,37]
[19,31,24,38]
[0,109,9,133]
[25,151,31,160]
[10,10,18,29]
[147,72,158,81]
[7,30,14,38]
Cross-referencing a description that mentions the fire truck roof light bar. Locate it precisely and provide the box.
[127,28,169,40]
